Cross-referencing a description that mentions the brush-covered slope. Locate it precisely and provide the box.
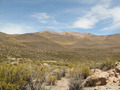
[0,32,64,59]
[0,31,120,61]
[36,31,120,48]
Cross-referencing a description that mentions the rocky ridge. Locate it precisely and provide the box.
[83,62,120,90]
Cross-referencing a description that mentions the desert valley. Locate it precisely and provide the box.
[0,31,120,90]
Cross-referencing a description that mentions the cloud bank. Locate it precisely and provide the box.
[0,23,33,34]
[31,12,58,24]
[73,0,120,31]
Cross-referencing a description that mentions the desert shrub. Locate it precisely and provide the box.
[60,69,66,77]
[69,73,83,90]
[49,68,67,81]
[0,64,46,90]
[46,75,57,85]
[68,65,91,90]
[80,66,92,79]
[70,65,91,79]
[56,69,66,80]
[56,71,62,80]
[98,60,115,71]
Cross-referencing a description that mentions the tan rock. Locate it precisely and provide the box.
[43,63,49,66]
[115,62,120,67]
[83,62,120,88]
[107,76,118,84]
[107,69,115,77]
[83,71,109,87]
[115,66,120,73]
[91,69,102,73]
[113,77,118,83]
[94,86,99,90]
[115,62,120,73]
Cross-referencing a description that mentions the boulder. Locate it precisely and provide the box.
[83,71,109,87]
[94,86,99,90]
[91,69,102,73]
[115,62,120,67]
[107,76,118,84]
[115,66,120,73]
[43,63,49,67]
[107,69,115,77]
[83,62,120,88]
[115,62,120,73]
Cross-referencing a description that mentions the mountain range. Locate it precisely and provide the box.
[0,31,120,61]
[35,30,120,48]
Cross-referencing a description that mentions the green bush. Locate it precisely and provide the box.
[46,75,57,85]
[81,66,92,79]
[99,60,115,71]
[68,65,91,90]
[70,65,91,79]
[0,64,46,90]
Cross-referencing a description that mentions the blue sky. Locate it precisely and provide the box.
[0,0,120,35]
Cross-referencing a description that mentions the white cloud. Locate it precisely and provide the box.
[0,23,33,34]
[32,12,51,20]
[73,17,97,29]
[31,12,58,24]
[73,0,120,31]
[102,22,120,31]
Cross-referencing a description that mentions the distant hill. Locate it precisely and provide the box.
[0,31,120,61]
[35,31,120,48]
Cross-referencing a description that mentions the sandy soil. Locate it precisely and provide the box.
[45,78,69,90]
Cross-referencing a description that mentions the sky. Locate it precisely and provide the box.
[0,0,120,35]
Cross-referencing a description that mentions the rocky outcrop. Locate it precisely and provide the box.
[115,62,120,73]
[83,62,120,87]
[83,70,109,87]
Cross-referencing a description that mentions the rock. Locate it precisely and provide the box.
[107,69,115,77]
[83,62,120,89]
[115,66,120,73]
[83,71,109,87]
[91,69,102,73]
[115,62,120,67]
[115,62,120,73]
[115,72,119,78]
[60,69,66,77]
[94,86,99,90]
[113,77,118,83]
[43,63,49,66]
[107,76,117,84]
[11,61,19,65]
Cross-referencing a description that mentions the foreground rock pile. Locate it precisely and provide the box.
[43,62,120,90]
[83,62,120,90]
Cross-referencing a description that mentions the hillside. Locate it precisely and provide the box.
[36,31,120,48]
[0,31,120,61]
[0,31,120,90]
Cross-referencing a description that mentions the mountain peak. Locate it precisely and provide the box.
[37,30,57,34]
[60,31,76,35]
[60,31,94,38]
[36,30,59,37]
